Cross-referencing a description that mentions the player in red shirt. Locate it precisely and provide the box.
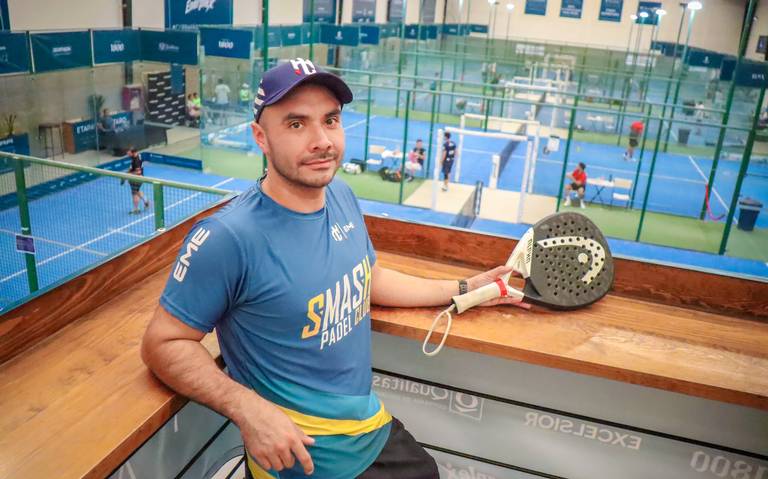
[624,121,644,162]
[564,162,587,208]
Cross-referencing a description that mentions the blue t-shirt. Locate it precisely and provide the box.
[160,178,391,478]
[443,139,457,161]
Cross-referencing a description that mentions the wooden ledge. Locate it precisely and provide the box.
[373,252,768,411]
[1,212,766,479]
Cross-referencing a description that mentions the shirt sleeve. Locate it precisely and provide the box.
[160,217,246,333]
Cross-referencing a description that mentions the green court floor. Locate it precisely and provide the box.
[563,203,768,262]
[173,145,424,204]
[161,144,765,263]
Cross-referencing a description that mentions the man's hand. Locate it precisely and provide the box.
[465,266,531,309]
[239,394,315,475]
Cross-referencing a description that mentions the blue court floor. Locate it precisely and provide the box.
[208,110,768,227]
[2,134,766,311]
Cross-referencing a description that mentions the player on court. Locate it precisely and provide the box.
[441,132,457,191]
[623,121,643,162]
[123,148,150,214]
[563,162,588,209]
[141,58,527,479]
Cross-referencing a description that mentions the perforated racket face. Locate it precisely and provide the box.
[523,212,614,309]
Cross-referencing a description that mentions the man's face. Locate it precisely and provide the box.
[416,141,423,149]
[252,83,344,189]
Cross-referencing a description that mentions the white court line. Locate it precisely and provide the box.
[344,116,376,131]
[669,127,736,208]
[687,155,728,212]
[0,177,236,284]
[535,157,710,186]
[0,227,108,257]
[109,228,144,238]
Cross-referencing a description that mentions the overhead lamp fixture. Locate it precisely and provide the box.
[507,3,514,11]
[687,1,703,11]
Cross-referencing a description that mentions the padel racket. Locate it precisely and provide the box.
[423,212,614,356]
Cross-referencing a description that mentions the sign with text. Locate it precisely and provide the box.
[253,27,282,49]
[352,0,376,23]
[200,27,251,59]
[421,0,436,23]
[757,36,767,55]
[636,1,661,25]
[735,61,768,88]
[93,29,140,64]
[359,25,380,45]
[388,0,404,22]
[280,25,302,47]
[15,235,35,254]
[320,25,359,46]
[525,0,547,16]
[31,31,92,73]
[301,24,320,44]
[165,0,233,27]
[304,0,337,23]
[599,0,622,22]
[560,0,583,19]
[442,24,461,35]
[0,32,30,74]
[686,49,723,69]
[140,30,198,65]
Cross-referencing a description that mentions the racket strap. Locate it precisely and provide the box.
[422,304,455,357]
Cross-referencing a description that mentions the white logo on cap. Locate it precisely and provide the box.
[290,58,317,76]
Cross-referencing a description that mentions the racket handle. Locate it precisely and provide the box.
[452,281,506,314]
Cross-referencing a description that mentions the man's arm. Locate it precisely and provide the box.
[141,306,315,475]
[371,263,528,309]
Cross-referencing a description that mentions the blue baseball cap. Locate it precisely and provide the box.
[253,58,353,123]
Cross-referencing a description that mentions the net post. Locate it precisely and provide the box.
[456,122,465,183]
[153,182,165,232]
[398,90,412,205]
[635,116,667,242]
[13,156,39,293]
[555,68,584,212]
[363,72,373,170]
[517,138,533,224]
[432,128,445,210]
[718,85,766,255]
[630,104,653,208]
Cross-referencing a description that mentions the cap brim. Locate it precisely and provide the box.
[262,72,353,113]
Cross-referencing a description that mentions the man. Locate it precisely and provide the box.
[563,162,587,209]
[623,120,643,162]
[214,79,232,125]
[240,83,251,109]
[215,78,231,107]
[694,101,705,134]
[122,148,150,214]
[192,92,202,109]
[405,139,426,182]
[441,131,457,191]
[142,58,525,479]
[410,139,426,168]
[187,93,201,127]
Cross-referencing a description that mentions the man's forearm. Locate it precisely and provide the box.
[371,265,459,307]
[143,338,262,426]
